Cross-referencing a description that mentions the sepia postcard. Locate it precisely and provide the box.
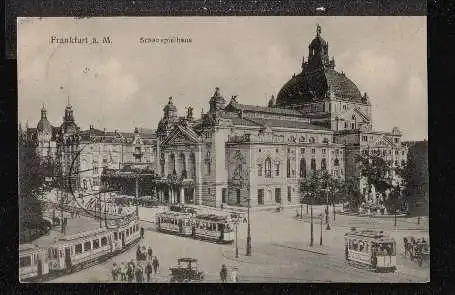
[18,16,428,283]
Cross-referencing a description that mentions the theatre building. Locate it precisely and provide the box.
[154,25,408,208]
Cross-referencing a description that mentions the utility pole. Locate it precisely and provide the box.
[326,189,331,230]
[235,221,239,258]
[300,201,303,218]
[310,194,314,247]
[246,196,252,256]
[320,213,323,246]
[135,177,139,218]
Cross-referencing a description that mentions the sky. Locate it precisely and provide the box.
[17,17,427,141]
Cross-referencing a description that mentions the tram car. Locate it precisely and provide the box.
[48,219,140,274]
[344,228,397,273]
[192,214,234,244]
[156,211,193,236]
[19,244,49,282]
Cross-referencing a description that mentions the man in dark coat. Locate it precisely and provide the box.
[219,264,227,283]
[145,261,153,282]
[147,246,153,260]
[152,256,159,274]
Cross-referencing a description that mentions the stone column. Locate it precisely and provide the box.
[170,188,174,204]
[180,187,185,204]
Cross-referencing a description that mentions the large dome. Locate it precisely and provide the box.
[37,118,52,133]
[276,69,363,106]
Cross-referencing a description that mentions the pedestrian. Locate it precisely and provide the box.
[127,262,134,283]
[231,267,239,283]
[112,263,118,281]
[152,256,159,274]
[135,264,143,283]
[120,262,127,281]
[147,246,153,260]
[219,264,227,283]
[145,260,153,282]
[136,245,141,261]
[140,227,144,239]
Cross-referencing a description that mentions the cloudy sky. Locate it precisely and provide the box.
[18,16,427,140]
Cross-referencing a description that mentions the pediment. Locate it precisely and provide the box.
[338,107,370,123]
[162,125,201,146]
[371,135,394,147]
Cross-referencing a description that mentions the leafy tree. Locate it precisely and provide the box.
[355,152,405,212]
[19,141,51,242]
[339,177,364,211]
[299,169,341,205]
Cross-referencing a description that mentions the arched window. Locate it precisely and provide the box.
[287,158,291,178]
[300,158,306,178]
[321,158,327,170]
[309,137,315,143]
[189,152,196,179]
[311,158,316,171]
[265,157,272,178]
[401,160,406,167]
[334,158,340,166]
[169,154,176,174]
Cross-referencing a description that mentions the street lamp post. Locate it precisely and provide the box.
[235,221,239,258]
[310,194,314,247]
[326,189,331,230]
[246,196,252,256]
[320,213,323,246]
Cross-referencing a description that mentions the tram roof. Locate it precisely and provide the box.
[56,227,110,243]
[19,243,41,253]
[345,229,395,242]
[195,214,230,222]
[158,211,191,217]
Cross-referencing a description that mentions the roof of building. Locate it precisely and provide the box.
[230,116,329,131]
[37,118,53,133]
[224,100,304,117]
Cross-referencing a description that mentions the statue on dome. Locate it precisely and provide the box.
[316,24,322,36]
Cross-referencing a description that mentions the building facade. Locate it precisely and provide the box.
[155,25,408,208]
[24,102,158,192]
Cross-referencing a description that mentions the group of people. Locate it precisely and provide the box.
[111,245,160,283]
[219,264,239,283]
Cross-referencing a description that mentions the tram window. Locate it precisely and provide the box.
[60,250,63,258]
[93,239,100,249]
[84,241,92,252]
[20,256,32,267]
[359,241,364,252]
[75,244,82,254]
[366,244,369,253]
[101,237,108,246]
[114,232,118,240]
[352,240,358,251]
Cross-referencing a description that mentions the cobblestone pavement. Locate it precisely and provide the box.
[48,208,429,283]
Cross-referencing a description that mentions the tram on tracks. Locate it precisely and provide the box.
[155,211,235,244]
[19,218,141,282]
[344,228,397,273]
[19,244,50,281]
[156,211,194,236]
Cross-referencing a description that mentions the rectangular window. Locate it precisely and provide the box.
[84,241,91,252]
[287,186,292,202]
[322,149,326,154]
[275,188,281,203]
[275,164,280,176]
[101,237,108,246]
[208,188,211,195]
[300,148,305,154]
[93,239,100,249]
[311,149,315,154]
[19,256,31,267]
[257,189,264,205]
[257,164,263,176]
[75,244,82,254]
[114,232,118,240]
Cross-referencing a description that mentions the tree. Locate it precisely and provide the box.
[400,141,429,216]
[340,177,363,211]
[299,169,340,205]
[355,152,405,213]
[19,141,51,242]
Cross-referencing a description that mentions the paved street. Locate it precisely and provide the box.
[47,207,429,283]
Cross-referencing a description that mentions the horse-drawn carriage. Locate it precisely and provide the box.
[169,258,204,282]
[403,236,430,267]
